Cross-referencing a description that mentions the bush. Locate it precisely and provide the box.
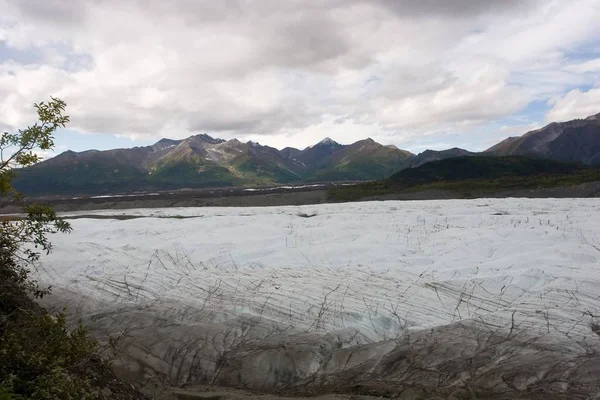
[0,312,99,399]
[0,98,143,399]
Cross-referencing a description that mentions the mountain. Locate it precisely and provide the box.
[329,156,600,202]
[13,112,600,196]
[406,147,475,168]
[295,137,345,167]
[485,113,600,165]
[389,156,589,186]
[308,138,414,181]
[403,112,600,170]
[13,135,415,195]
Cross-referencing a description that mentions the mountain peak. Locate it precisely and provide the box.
[316,137,341,147]
[352,138,379,149]
[194,133,226,144]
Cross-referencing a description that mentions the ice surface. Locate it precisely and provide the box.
[40,199,600,339]
[36,199,600,392]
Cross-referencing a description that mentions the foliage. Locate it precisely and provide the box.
[149,159,240,187]
[0,313,99,399]
[388,155,589,184]
[0,98,126,399]
[327,181,392,202]
[0,98,69,197]
[235,157,300,184]
[0,98,72,319]
[16,161,149,195]
[328,156,600,202]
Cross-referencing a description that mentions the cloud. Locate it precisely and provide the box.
[566,58,600,74]
[372,0,542,18]
[546,86,600,122]
[0,0,598,149]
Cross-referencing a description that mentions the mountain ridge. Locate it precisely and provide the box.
[12,111,600,195]
[14,135,416,195]
[485,114,600,164]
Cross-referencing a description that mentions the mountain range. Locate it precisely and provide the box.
[485,112,600,164]
[12,112,600,195]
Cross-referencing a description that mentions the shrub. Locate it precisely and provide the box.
[0,312,99,399]
[0,98,139,399]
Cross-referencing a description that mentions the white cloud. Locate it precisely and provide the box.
[566,58,600,74]
[0,0,598,149]
[546,86,600,122]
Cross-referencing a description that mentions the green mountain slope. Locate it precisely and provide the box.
[329,156,600,202]
[12,135,416,195]
[308,138,414,181]
[389,156,588,185]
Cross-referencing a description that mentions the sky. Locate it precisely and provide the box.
[0,0,599,158]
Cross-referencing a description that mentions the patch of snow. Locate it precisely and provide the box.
[292,158,307,167]
[317,137,339,147]
[243,184,325,192]
[89,193,160,199]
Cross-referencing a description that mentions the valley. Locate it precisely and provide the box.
[3,2,600,399]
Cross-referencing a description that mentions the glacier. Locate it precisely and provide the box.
[36,199,600,397]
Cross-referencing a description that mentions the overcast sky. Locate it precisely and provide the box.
[0,0,599,156]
